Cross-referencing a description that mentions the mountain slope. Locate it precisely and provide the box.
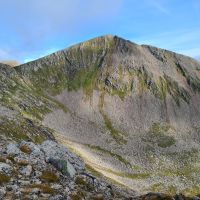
[12,35,200,195]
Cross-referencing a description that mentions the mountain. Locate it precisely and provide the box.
[1,35,200,197]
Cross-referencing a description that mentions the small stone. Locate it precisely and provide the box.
[0,187,6,200]
[49,195,64,200]
[19,165,32,176]
[6,143,21,155]
[18,180,31,186]
[0,162,13,175]
[51,184,63,190]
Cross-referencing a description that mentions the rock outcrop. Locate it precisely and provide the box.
[0,140,134,199]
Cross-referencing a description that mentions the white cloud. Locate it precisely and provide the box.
[133,29,200,58]
[147,0,170,15]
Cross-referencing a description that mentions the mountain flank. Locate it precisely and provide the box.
[0,35,200,197]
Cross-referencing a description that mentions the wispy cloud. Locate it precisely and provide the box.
[147,0,170,15]
[134,29,200,58]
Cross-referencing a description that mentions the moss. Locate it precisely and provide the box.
[41,170,59,183]
[0,157,6,162]
[167,185,177,195]
[0,173,10,185]
[75,176,94,192]
[85,164,102,178]
[20,145,32,154]
[75,176,87,185]
[98,166,150,180]
[85,144,131,167]
[6,155,15,162]
[150,122,170,135]
[146,122,176,148]
[182,186,200,197]
[98,92,127,144]
[149,183,165,192]
[102,112,127,144]
[29,184,55,194]
[17,160,29,166]
[70,190,86,200]
[0,117,52,144]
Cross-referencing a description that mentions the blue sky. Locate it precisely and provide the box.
[0,0,200,63]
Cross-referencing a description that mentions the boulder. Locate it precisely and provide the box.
[48,158,76,178]
[40,140,85,172]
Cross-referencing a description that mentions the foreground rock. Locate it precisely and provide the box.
[0,140,135,199]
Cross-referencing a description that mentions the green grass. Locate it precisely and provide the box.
[29,184,55,194]
[85,144,131,167]
[41,170,59,183]
[0,173,10,185]
[0,117,51,143]
[98,167,150,180]
[146,122,176,148]
[98,92,127,144]
[102,112,127,144]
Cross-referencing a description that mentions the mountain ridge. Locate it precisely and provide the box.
[1,35,200,196]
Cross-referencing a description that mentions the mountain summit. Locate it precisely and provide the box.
[1,35,200,196]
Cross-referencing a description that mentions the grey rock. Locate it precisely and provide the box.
[49,158,76,178]
[19,165,32,176]
[40,140,85,172]
[49,195,64,200]
[0,187,6,200]
[6,143,21,155]
[0,162,12,175]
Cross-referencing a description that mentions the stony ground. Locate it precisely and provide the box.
[0,139,200,200]
[0,140,135,200]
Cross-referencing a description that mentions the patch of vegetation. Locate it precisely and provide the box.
[17,160,29,166]
[0,117,51,144]
[20,145,32,154]
[67,66,99,98]
[0,157,6,162]
[41,170,59,183]
[102,112,127,144]
[75,176,87,185]
[70,190,86,200]
[182,186,200,197]
[85,144,131,167]
[6,155,15,162]
[167,185,177,195]
[29,184,55,194]
[145,122,176,148]
[98,166,150,180]
[85,164,102,178]
[98,92,127,144]
[0,173,10,185]
[75,176,94,192]
[150,122,170,134]
[149,183,165,192]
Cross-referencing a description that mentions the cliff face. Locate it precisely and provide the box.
[2,35,200,195]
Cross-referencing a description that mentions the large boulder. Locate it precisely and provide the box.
[40,140,85,172]
[48,158,76,178]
